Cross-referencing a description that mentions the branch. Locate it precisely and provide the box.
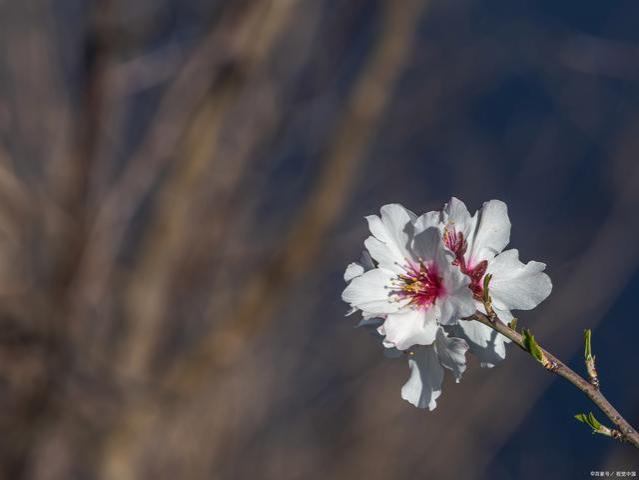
[466,310,639,449]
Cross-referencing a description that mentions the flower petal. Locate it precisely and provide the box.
[401,345,443,410]
[437,262,474,325]
[344,262,365,282]
[378,307,438,350]
[487,249,552,311]
[414,210,441,233]
[494,306,514,324]
[342,268,400,315]
[442,197,473,228]
[441,197,475,240]
[344,250,375,284]
[452,319,509,368]
[468,200,510,264]
[435,328,469,382]
[412,226,445,262]
[364,236,404,274]
[366,204,417,264]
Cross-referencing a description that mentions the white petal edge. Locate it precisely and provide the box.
[441,197,475,243]
[378,307,438,351]
[342,268,400,315]
[468,199,511,264]
[365,204,417,264]
[435,327,469,382]
[455,318,508,368]
[487,249,552,311]
[414,210,441,233]
[344,262,365,282]
[401,345,443,410]
[364,236,404,274]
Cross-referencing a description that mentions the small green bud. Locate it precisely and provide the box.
[583,329,599,388]
[574,411,616,437]
[482,274,493,304]
[522,329,544,363]
[584,329,593,361]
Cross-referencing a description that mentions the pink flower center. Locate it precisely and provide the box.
[392,260,443,309]
[443,226,487,301]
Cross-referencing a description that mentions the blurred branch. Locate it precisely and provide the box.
[69,1,287,323]
[97,0,425,477]
[165,0,426,395]
[116,0,296,383]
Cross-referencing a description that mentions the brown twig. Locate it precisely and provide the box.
[466,310,639,449]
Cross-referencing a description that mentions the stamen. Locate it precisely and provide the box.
[388,260,443,310]
[443,225,468,271]
[468,260,489,300]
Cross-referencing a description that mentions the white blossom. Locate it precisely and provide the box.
[342,204,475,351]
[437,197,552,367]
[342,198,552,410]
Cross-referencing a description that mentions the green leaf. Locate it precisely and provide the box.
[522,329,544,363]
[508,318,518,331]
[574,413,589,424]
[584,329,593,361]
[574,411,603,432]
[482,274,493,303]
[587,412,602,430]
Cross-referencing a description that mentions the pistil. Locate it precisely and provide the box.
[392,259,443,309]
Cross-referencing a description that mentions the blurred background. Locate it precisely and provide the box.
[0,0,638,478]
